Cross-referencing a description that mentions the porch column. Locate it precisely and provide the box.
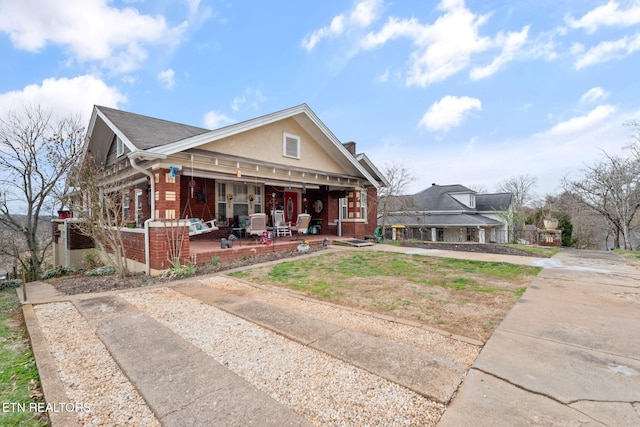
[479,228,485,244]
[431,227,437,242]
[154,168,181,219]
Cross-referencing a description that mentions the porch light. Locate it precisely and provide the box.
[236,170,242,178]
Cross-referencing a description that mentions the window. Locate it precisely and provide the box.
[251,185,262,213]
[360,191,367,220]
[340,197,347,220]
[116,136,124,157]
[217,183,227,221]
[283,132,300,159]
[122,190,130,221]
[135,189,143,225]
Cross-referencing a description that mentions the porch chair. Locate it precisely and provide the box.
[290,214,311,240]
[273,210,292,237]
[187,218,219,236]
[245,213,267,237]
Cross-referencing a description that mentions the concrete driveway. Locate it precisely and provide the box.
[439,249,640,426]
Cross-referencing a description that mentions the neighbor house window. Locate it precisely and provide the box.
[283,132,300,159]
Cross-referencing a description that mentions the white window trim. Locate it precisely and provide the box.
[282,132,300,159]
[360,191,367,221]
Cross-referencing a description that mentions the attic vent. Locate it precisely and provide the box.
[283,132,300,159]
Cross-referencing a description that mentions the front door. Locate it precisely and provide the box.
[284,191,297,223]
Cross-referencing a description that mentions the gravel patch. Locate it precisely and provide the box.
[121,287,446,426]
[197,276,481,365]
[34,302,160,426]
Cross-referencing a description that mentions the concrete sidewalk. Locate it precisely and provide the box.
[439,249,640,426]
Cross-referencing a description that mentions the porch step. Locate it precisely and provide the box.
[332,238,375,247]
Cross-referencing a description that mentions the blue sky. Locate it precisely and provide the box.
[1,0,640,198]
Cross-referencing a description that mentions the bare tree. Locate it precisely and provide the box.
[563,151,640,250]
[68,156,131,278]
[377,161,417,238]
[0,106,84,280]
[496,174,537,210]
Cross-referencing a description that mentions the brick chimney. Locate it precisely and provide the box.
[343,141,356,156]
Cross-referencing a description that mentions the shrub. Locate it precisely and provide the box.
[41,266,78,280]
[84,266,117,277]
[163,260,196,279]
[211,256,220,266]
[0,279,23,291]
[83,249,104,270]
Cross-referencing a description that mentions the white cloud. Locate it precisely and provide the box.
[158,69,175,89]
[361,0,492,87]
[566,1,640,33]
[0,75,126,124]
[580,87,609,104]
[419,95,482,132]
[574,33,640,69]
[302,0,383,51]
[0,0,187,73]
[230,87,266,112]
[470,26,529,80]
[203,110,235,129]
[539,105,617,136]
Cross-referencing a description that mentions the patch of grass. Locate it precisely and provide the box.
[440,258,541,279]
[0,291,47,426]
[231,250,541,341]
[615,249,640,259]
[505,244,561,257]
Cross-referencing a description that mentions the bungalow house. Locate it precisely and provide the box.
[382,184,513,243]
[53,104,387,274]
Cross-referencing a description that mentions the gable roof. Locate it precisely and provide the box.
[412,184,475,211]
[476,193,512,211]
[85,104,382,188]
[96,106,209,150]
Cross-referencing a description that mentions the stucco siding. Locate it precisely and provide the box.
[198,118,347,174]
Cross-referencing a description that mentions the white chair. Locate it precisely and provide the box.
[273,210,292,237]
[187,218,219,236]
[246,213,267,237]
[290,214,311,239]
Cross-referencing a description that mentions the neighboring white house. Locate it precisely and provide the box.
[382,183,513,243]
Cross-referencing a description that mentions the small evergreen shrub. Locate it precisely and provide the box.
[41,266,78,280]
[0,279,23,291]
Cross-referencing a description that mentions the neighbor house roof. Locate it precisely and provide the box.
[385,213,503,227]
[411,184,475,211]
[381,183,512,228]
[476,193,512,211]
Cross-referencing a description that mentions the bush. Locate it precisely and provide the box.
[84,266,117,277]
[41,266,78,280]
[83,249,104,270]
[0,279,23,291]
[163,260,196,279]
